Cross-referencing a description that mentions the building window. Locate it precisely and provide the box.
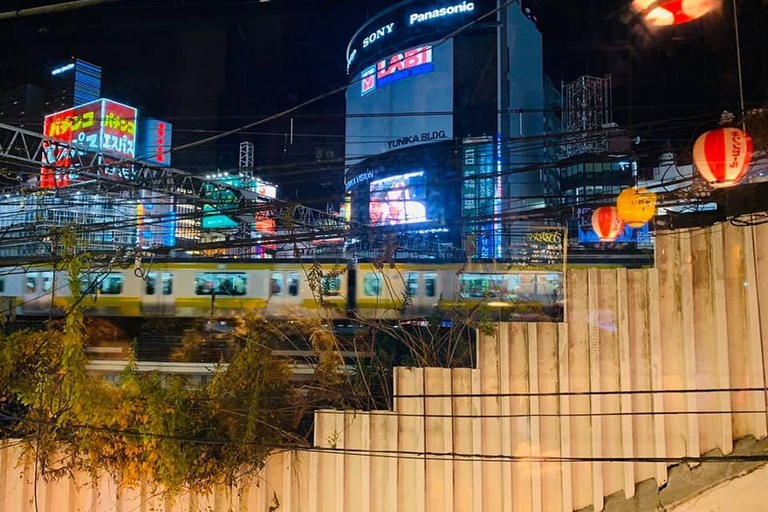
[363,273,381,297]
[424,273,437,298]
[194,273,248,296]
[406,273,419,297]
[288,272,300,296]
[270,273,283,296]
[321,276,342,296]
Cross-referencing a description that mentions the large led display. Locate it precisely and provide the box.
[201,175,277,230]
[369,171,427,225]
[577,209,652,245]
[41,99,138,188]
[346,39,453,164]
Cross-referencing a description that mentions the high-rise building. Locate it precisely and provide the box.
[343,0,546,257]
[0,84,44,130]
[45,59,102,114]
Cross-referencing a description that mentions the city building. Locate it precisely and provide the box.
[0,83,44,130]
[45,59,102,114]
[343,0,547,257]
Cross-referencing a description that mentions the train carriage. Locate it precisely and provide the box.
[0,257,627,322]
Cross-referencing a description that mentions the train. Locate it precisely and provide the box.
[0,253,651,322]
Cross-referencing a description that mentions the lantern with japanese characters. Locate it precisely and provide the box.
[631,0,718,26]
[693,127,753,188]
[591,206,625,242]
[617,187,657,227]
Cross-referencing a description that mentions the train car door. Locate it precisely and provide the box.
[142,272,174,315]
[22,272,55,314]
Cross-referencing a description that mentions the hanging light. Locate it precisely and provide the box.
[616,187,657,227]
[692,127,753,188]
[591,206,625,242]
[631,0,718,26]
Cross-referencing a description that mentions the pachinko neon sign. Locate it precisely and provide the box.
[41,98,138,188]
[361,45,434,96]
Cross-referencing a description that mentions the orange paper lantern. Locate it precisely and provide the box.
[591,206,625,242]
[617,187,657,228]
[693,127,753,188]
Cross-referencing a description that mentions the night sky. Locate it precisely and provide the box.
[1,0,767,202]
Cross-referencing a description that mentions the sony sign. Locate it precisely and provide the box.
[362,22,395,48]
[409,1,475,25]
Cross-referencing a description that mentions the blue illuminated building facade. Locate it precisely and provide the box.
[46,58,102,113]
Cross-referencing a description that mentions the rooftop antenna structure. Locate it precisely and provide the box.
[561,75,613,157]
[239,140,254,170]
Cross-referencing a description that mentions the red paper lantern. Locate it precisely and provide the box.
[693,127,753,188]
[592,207,625,242]
[631,0,717,26]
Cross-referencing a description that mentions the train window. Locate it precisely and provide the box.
[270,273,283,296]
[460,274,522,300]
[42,272,54,293]
[26,274,37,293]
[406,273,419,297]
[288,272,300,296]
[81,273,124,295]
[321,276,342,296]
[363,273,381,297]
[0,277,4,293]
[424,273,436,297]
[145,274,156,295]
[194,273,248,296]
[162,273,173,295]
[460,275,487,298]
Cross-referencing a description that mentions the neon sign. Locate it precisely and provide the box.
[40,99,138,188]
[51,63,75,75]
[360,45,434,96]
[362,22,395,48]
[409,1,475,25]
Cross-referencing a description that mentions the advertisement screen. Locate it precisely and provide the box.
[41,99,138,188]
[201,175,277,230]
[577,209,652,245]
[369,171,427,225]
[346,39,453,164]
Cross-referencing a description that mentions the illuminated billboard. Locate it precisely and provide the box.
[41,99,138,188]
[361,45,434,96]
[577,209,652,245]
[201,175,277,230]
[369,171,428,225]
[462,140,498,258]
[346,40,453,162]
[137,118,172,166]
[345,0,492,76]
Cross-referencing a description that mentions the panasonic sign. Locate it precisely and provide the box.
[409,1,475,25]
[362,22,395,48]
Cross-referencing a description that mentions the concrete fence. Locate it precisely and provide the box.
[2,221,768,511]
